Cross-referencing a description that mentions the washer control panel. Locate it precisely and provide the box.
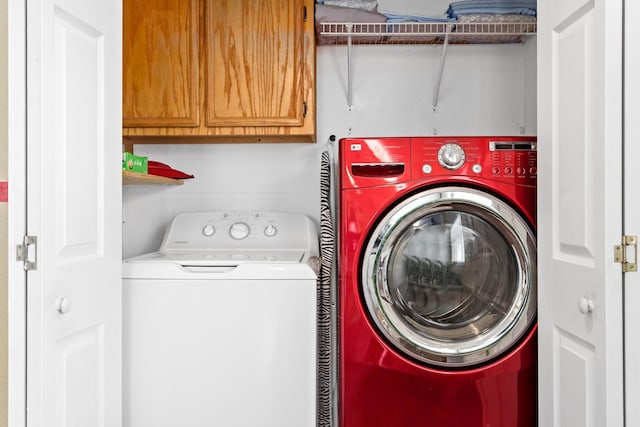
[160,211,315,253]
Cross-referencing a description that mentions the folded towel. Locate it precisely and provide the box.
[447,0,537,19]
[378,0,450,18]
[323,0,378,12]
[315,5,388,45]
[384,12,453,23]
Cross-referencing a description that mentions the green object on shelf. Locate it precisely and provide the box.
[122,152,148,174]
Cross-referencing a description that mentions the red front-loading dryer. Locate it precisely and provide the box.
[339,136,537,427]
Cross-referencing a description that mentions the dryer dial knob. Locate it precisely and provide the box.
[438,143,466,170]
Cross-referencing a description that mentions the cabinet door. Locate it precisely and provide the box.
[205,0,313,130]
[123,0,199,127]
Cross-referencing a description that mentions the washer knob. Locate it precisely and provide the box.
[202,224,215,237]
[264,224,278,237]
[229,222,250,240]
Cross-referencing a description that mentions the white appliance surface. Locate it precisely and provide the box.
[123,211,318,427]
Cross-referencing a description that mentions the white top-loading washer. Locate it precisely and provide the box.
[123,211,318,427]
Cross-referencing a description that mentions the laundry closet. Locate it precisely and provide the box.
[120,1,537,425]
[7,0,633,425]
[119,1,539,425]
[117,0,637,424]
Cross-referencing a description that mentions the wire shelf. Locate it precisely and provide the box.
[319,21,537,45]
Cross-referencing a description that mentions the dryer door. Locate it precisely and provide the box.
[362,186,536,368]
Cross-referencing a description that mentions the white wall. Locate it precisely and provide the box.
[123,39,537,258]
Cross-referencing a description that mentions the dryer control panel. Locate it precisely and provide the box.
[488,140,537,183]
[412,136,537,187]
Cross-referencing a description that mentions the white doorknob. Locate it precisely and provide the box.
[56,297,71,314]
[578,297,594,315]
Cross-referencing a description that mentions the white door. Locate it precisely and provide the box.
[25,0,122,425]
[537,0,624,425]
[624,0,640,425]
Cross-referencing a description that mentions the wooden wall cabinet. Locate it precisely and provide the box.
[123,0,316,142]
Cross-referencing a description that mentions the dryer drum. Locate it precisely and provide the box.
[362,186,537,368]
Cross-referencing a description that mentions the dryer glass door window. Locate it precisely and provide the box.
[362,187,536,368]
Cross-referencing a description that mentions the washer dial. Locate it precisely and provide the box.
[438,143,466,170]
[229,222,250,240]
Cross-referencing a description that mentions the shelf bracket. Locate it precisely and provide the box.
[432,24,453,110]
[346,24,353,110]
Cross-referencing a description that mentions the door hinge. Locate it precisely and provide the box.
[615,235,637,272]
[303,5,307,22]
[16,235,37,271]
[303,101,307,118]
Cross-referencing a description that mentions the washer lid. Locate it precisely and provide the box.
[123,251,317,280]
[362,186,536,368]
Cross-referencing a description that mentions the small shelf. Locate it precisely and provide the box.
[122,170,184,185]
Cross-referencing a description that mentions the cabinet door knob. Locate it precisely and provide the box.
[578,297,594,315]
[56,297,71,314]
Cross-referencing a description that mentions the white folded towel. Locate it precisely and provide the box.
[323,0,378,12]
[377,0,450,19]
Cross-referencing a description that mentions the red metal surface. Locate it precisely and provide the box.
[339,136,537,427]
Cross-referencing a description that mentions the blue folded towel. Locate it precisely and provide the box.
[447,0,537,19]
[384,13,454,23]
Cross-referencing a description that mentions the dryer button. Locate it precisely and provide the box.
[422,164,432,174]
[472,164,482,174]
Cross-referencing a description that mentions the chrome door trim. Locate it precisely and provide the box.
[362,186,536,367]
